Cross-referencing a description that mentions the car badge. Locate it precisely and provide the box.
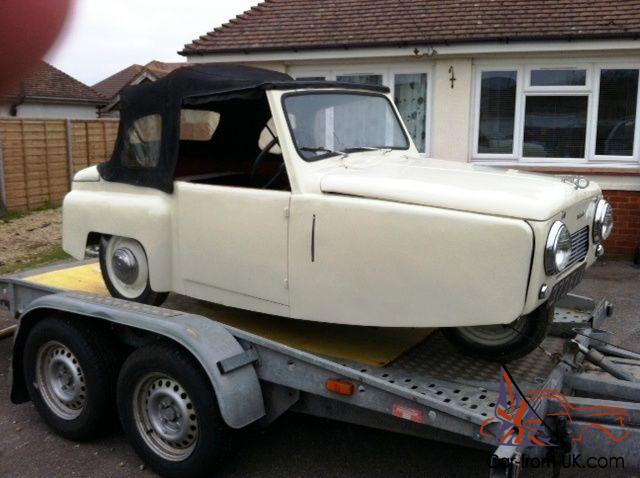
[561,176,590,190]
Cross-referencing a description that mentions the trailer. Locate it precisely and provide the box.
[2,260,640,477]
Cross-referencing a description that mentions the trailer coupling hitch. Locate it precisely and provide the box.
[572,340,638,382]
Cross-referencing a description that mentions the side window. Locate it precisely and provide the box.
[123,114,162,168]
[180,109,220,141]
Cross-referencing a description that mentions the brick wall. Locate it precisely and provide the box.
[602,190,640,260]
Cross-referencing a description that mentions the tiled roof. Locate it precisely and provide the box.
[92,64,145,99]
[1,61,105,104]
[93,61,185,101]
[181,0,640,55]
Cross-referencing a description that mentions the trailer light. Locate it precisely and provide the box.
[325,379,354,396]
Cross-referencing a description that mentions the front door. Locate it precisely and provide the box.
[175,181,290,310]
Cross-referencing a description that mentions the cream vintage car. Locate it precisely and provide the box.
[62,65,613,361]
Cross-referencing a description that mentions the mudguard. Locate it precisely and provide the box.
[10,292,265,429]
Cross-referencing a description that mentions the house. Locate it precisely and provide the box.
[179,0,640,259]
[0,61,104,119]
[93,61,184,116]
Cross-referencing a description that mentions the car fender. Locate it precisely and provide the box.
[62,187,172,291]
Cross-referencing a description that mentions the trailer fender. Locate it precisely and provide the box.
[10,292,265,429]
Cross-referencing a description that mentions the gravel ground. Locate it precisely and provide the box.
[0,259,638,478]
[0,208,62,271]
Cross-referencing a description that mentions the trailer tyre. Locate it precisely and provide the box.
[441,303,554,362]
[99,235,168,306]
[23,316,119,440]
[117,343,230,478]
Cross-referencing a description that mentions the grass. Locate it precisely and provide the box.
[0,246,70,275]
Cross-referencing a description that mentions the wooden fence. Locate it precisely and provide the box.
[0,118,118,212]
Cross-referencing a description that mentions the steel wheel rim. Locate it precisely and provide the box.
[105,237,149,299]
[455,316,528,347]
[36,341,86,420]
[133,373,199,462]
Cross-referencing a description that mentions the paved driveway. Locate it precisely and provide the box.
[0,260,638,478]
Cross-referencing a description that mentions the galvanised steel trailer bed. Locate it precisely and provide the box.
[2,261,639,477]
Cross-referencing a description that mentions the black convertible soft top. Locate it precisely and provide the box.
[98,64,389,193]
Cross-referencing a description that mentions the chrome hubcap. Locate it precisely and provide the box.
[36,341,86,420]
[133,374,198,461]
[112,247,139,285]
[456,316,527,347]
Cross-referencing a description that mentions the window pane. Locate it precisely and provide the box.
[124,114,161,168]
[336,74,383,86]
[523,96,588,158]
[296,76,326,81]
[180,110,220,141]
[394,73,427,152]
[478,71,517,154]
[284,93,409,161]
[596,69,639,156]
[530,69,586,86]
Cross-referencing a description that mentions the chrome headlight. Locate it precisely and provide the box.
[593,199,614,243]
[544,221,572,275]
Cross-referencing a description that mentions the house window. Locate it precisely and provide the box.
[473,64,640,164]
[394,73,427,152]
[595,69,639,156]
[523,96,588,158]
[477,71,517,154]
[336,74,383,86]
[530,69,586,87]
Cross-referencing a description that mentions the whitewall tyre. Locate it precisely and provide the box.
[441,304,554,362]
[99,235,168,306]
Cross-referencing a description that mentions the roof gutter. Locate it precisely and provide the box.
[181,36,640,63]
[19,96,106,106]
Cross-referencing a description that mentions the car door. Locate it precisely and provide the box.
[174,181,291,311]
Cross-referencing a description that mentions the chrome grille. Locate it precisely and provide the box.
[568,226,589,268]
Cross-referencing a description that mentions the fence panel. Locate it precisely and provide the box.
[0,118,118,212]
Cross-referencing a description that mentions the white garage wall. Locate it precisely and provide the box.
[3,103,99,119]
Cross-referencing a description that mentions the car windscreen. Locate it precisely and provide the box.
[283,92,410,161]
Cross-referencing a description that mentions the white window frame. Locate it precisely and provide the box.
[590,64,640,163]
[471,60,640,166]
[288,63,433,155]
[472,66,524,161]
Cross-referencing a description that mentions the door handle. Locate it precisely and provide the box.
[311,214,316,262]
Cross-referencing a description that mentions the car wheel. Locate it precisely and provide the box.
[441,304,554,362]
[117,343,231,478]
[99,235,168,306]
[23,316,119,440]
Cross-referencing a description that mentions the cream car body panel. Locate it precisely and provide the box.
[320,157,601,221]
[173,182,291,310]
[63,87,604,328]
[63,179,174,292]
[288,194,533,327]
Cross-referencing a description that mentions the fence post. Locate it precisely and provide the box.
[0,139,7,215]
[66,119,74,186]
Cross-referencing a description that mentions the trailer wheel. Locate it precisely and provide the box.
[23,316,119,440]
[99,235,168,306]
[441,304,554,362]
[117,343,230,478]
